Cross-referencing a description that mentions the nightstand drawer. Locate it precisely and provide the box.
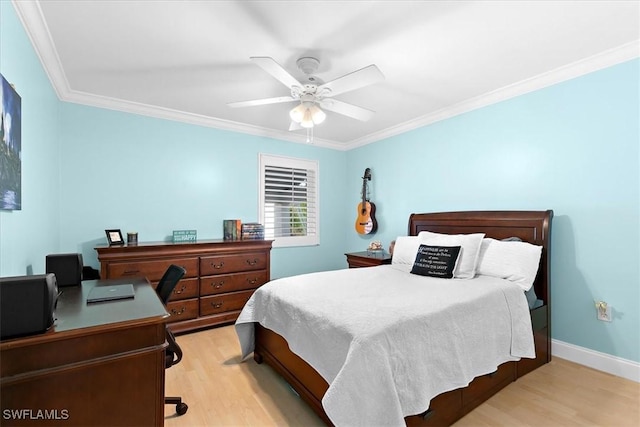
[200,271,268,296]
[200,290,255,316]
[200,252,267,275]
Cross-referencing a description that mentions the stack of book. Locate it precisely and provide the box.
[223,219,241,240]
[241,223,265,240]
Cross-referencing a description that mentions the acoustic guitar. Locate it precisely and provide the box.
[355,168,378,234]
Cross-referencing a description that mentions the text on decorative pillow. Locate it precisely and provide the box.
[411,245,461,278]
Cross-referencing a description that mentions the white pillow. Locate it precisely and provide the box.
[391,236,421,265]
[476,238,542,291]
[417,231,485,279]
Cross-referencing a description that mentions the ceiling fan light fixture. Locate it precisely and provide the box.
[290,102,326,128]
[300,109,314,128]
[310,105,326,125]
[289,104,306,122]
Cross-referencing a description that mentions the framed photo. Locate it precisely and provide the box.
[105,229,124,245]
[1,73,22,210]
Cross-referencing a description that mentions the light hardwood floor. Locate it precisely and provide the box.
[165,325,639,426]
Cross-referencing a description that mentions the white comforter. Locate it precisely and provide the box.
[235,265,535,427]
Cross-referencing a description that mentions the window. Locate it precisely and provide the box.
[259,154,319,247]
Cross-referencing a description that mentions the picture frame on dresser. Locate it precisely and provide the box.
[105,229,124,245]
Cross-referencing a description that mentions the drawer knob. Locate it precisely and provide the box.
[420,409,434,420]
[123,269,140,275]
[170,307,186,316]
[212,281,224,289]
[247,278,258,285]
[211,261,224,269]
[212,302,223,309]
[173,285,187,295]
[246,258,259,266]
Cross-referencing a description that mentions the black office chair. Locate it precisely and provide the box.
[155,264,189,416]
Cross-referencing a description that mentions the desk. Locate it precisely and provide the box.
[0,278,168,427]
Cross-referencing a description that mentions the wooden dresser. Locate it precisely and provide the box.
[96,239,272,333]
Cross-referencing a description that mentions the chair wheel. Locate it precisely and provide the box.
[176,402,188,416]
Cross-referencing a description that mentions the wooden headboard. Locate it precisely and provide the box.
[408,210,553,306]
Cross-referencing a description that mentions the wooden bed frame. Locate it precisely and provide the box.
[253,210,553,426]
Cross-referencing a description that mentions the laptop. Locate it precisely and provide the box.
[87,283,135,304]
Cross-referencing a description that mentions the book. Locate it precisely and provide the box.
[223,219,241,240]
[241,223,264,240]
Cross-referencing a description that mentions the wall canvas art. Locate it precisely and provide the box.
[0,73,22,210]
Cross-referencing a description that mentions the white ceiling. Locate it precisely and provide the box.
[13,1,640,150]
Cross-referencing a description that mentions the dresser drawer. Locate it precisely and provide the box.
[166,298,199,323]
[200,252,267,276]
[463,361,515,407]
[153,277,198,301]
[108,258,199,281]
[200,290,255,316]
[200,271,268,296]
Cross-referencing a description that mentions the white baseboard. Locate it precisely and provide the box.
[551,339,640,383]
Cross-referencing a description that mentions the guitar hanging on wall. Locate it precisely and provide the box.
[355,168,378,235]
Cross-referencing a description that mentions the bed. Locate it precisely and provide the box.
[236,210,552,426]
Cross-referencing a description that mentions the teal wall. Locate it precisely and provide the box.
[57,103,347,278]
[0,1,61,275]
[1,3,638,363]
[345,59,640,363]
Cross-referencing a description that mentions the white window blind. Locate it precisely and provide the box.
[259,154,319,247]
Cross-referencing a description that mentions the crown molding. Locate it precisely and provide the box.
[62,89,344,150]
[13,1,639,152]
[345,40,640,150]
[12,0,71,98]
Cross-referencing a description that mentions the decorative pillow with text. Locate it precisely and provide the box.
[418,231,485,279]
[410,245,461,279]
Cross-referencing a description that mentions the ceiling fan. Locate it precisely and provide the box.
[228,57,384,131]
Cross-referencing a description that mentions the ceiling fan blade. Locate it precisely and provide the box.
[319,99,376,122]
[227,96,296,108]
[288,121,303,131]
[318,65,384,97]
[250,57,301,89]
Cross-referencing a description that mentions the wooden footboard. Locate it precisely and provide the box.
[255,311,548,426]
[253,210,552,426]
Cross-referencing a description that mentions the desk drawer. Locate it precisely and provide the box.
[200,290,254,316]
[200,271,267,296]
[200,252,267,275]
[108,258,198,281]
[154,277,198,301]
[166,299,198,323]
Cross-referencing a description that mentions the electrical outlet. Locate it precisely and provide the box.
[595,301,612,322]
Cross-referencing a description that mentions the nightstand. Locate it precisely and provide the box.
[345,251,392,268]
